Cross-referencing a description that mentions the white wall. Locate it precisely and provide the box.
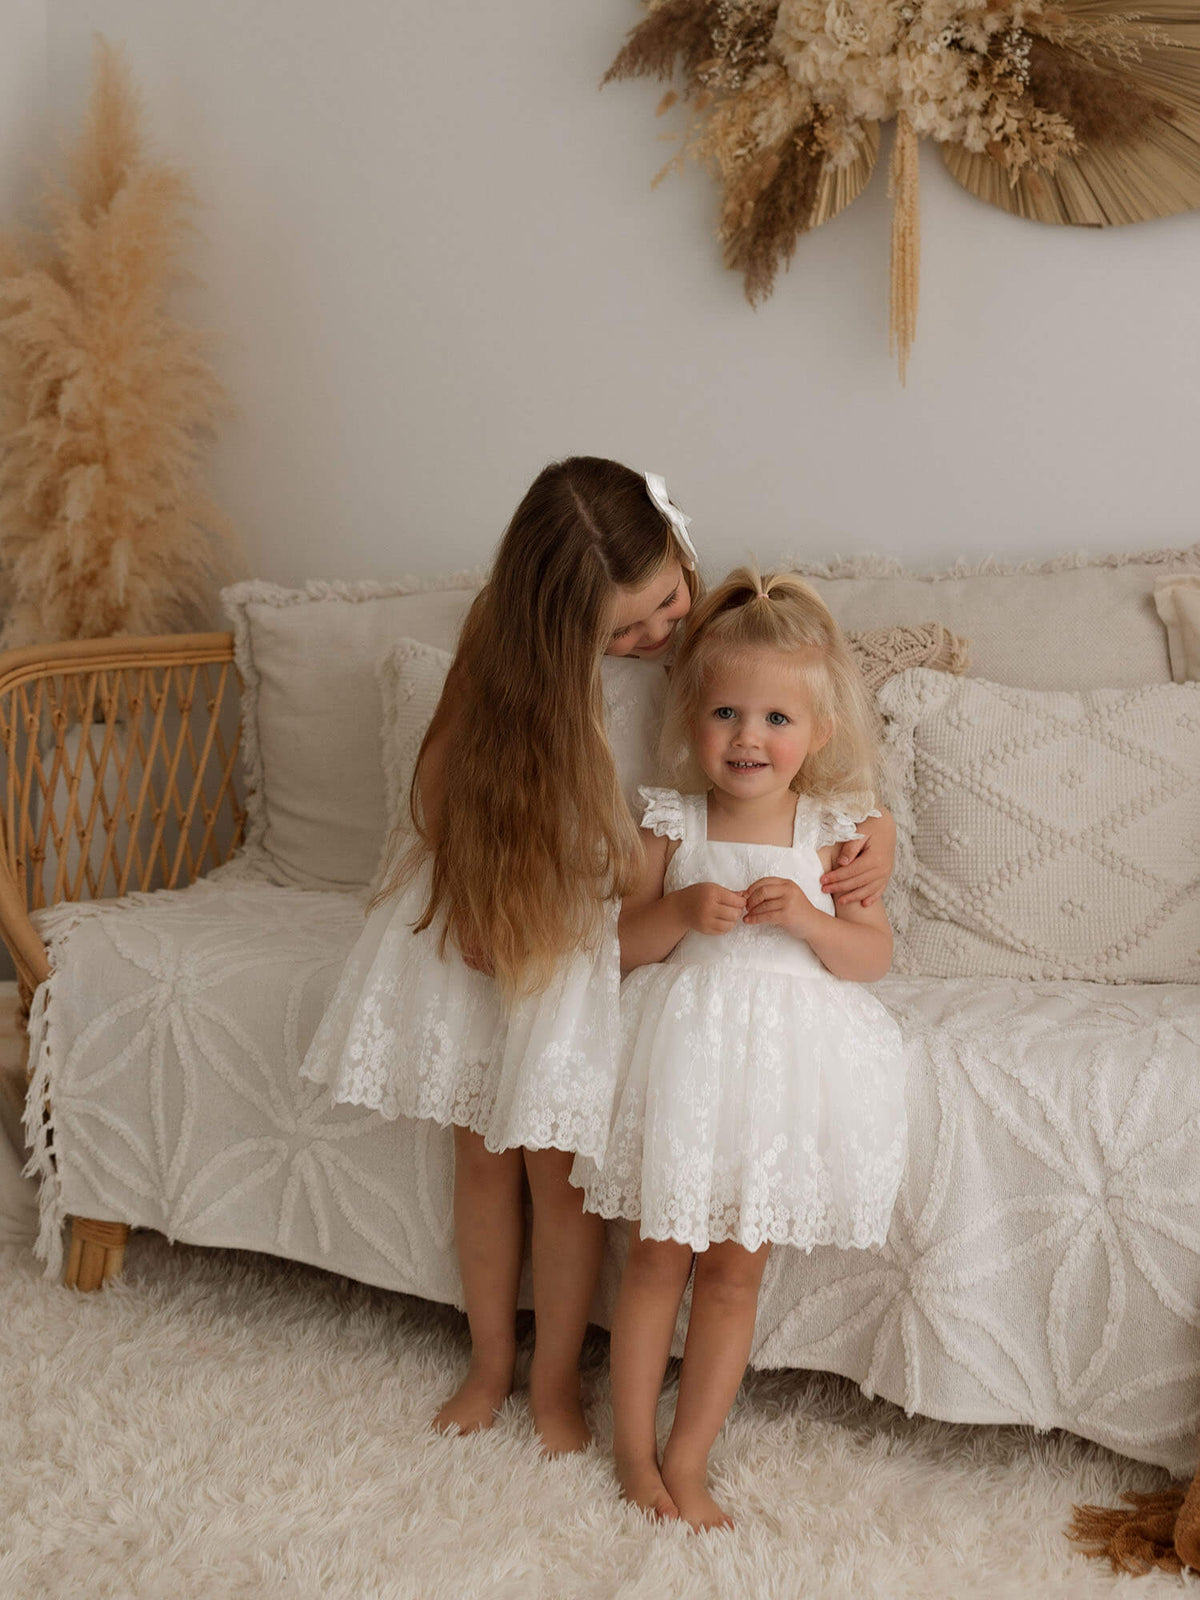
[1,1,48,220]
[30,0,1200,583]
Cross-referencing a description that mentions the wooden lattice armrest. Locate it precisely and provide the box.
[0,632,246,997]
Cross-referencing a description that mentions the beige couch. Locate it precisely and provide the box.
[9,542,1200,1477]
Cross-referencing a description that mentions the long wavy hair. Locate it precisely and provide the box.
[663,566,881,806]
[378,456,700,997]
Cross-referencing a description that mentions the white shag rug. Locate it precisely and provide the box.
[1,1233,1190,1600]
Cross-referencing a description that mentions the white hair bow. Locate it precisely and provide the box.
[643,472,698,572]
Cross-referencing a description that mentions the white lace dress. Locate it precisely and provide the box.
[299,657,667,1161]
[573,787,907,1251]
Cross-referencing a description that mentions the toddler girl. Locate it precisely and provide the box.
[574,568,906,1526]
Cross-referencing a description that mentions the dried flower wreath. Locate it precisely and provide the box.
[606,0,1200,378]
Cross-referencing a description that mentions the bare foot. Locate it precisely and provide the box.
[529,1371,592,1455]
[615,1456,681,1521]
[661,1457,734,1532]
[431,1368,511,1436]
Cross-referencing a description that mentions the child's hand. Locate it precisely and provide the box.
[678,882,746,936]
[820,812,896,908]
[743,877,818,939]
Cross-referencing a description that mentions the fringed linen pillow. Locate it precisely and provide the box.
[788,543,1200,690]
[222,576,482,892]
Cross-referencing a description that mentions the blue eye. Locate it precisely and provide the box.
[713,706,736,721]
[767,711,790,726]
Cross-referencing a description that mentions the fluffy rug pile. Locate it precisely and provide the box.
[0,1232,1185,1599]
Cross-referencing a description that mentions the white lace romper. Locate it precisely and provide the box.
[300,657,666,1162]
[573,786,907,1251]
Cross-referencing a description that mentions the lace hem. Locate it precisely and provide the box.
[574,1152,904,1255]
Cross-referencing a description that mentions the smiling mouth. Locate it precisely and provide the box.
[727,760,767,770]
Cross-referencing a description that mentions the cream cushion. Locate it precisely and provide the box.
[1155,576,1200,683]
[880,668,1200,982]
[223,577,481,892]
[372,641,670,892]
[789,545,1200,690]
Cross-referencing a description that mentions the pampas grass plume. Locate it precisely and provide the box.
[0,37,239,647]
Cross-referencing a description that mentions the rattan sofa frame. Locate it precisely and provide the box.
[0,632,247,1290]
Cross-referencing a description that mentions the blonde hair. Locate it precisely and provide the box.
[663,566,881,806]
[377,456,701,998]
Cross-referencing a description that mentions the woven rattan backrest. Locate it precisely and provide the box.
[0,634,246,913]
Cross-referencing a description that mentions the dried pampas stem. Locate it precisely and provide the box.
[888,113,920,385]
[0,38,238,648]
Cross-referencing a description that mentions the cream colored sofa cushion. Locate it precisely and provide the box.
[1155,576,1200,683]
[222,577,481,892]
[372,641,670,892]
[880,668,1200,982]
[790,545,1200,690]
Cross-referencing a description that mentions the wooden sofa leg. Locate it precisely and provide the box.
[64,1218,129,1290]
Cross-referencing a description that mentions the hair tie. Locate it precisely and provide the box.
[643,472,698,571]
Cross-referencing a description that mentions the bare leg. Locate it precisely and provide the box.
[661,1240,770,1531]
[433,1127,525,1435]
[522,1147,607,1454]
[610,1229,693,1520]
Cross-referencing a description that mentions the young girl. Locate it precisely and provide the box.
[574,568,906,1526]
[304,464,895,1455]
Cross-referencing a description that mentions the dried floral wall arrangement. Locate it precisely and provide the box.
[0,39,238,648]
[606,1,1200,379]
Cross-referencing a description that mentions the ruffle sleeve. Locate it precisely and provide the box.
[637,786,686,841]
[814,796,882,852]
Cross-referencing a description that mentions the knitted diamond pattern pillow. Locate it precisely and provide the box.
[879,668,1200,982]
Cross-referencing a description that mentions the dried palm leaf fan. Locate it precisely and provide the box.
[605,0,1200,381]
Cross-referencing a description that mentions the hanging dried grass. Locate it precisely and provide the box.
[722,129,823,301]
[1026,39,1174,144]
[0,38,238,648]
[888,112,920,385]
[603,0,722,91]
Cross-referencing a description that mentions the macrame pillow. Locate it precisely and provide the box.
[845,622,969,694]
[880,668,1200,983]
